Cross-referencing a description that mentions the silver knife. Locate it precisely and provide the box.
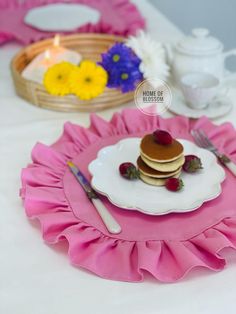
[67,161,121,234]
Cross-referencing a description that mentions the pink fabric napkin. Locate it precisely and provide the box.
[20,109,236,282]
[0,0,145,45]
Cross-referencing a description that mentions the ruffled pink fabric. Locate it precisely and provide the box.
[20,109,236,282]
[0,0,145,45]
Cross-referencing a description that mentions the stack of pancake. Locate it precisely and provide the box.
[137,134,184,186]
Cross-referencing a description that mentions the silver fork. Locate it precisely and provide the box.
[191,129,236,176]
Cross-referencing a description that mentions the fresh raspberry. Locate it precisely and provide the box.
[183,155,203,173]
[153,129,173,145]
[165,178,184,192]
[119,162,139,180]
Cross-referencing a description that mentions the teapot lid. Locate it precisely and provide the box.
[177,28,223,55]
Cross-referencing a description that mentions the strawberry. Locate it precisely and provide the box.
[165,178,184,192]
[183,155,203,173]
[153,129,173,145]
[119,162,139,180]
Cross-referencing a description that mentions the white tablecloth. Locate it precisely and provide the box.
[1,1,236,313]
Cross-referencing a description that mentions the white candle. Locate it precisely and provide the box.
[42,49,53,66]
[22,35,82,84]
[54,34,60,48]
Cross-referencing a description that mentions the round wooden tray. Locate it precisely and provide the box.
[11,33,134,112]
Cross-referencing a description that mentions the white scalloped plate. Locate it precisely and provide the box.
[88,138,225,215]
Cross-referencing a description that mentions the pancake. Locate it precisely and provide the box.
[140,172,181,186]
[140,134,184,162]
[137,156,182,178]
[141,153,185,172]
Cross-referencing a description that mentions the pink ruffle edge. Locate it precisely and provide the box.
[0,0,145,45]
[20,109,236,282]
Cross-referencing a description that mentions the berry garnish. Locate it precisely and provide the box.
[165,178,184,192]
[183,155,203,173]
[153,129,173,145]
[119,162,139,180]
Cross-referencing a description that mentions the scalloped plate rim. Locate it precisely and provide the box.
[88,138,225,215]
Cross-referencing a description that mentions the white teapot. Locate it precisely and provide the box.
[166,28,236,84]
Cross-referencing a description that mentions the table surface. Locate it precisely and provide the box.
[1,1,236,313]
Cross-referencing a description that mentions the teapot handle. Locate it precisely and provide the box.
[223,49,236,77]
[223,49,236,59]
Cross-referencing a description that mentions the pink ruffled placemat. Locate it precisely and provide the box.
[20,108,236,282]
[0,0,145,45]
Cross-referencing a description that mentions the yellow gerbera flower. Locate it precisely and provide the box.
[69,60,108,100]
[44,62,75,96]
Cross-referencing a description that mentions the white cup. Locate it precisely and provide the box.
[180,72,220,110]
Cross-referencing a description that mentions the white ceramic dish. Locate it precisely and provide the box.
[169,87,232,119]
[24,3,100,32]
[89,138,225,215]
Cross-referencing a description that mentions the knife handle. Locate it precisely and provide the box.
[225,161,236,177]
[91,198,122,234]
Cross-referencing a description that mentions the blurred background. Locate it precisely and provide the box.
[150,0,236,71]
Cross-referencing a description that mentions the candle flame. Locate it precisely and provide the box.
[53,34,60,47]
[44,49,51,60]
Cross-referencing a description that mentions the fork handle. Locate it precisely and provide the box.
[225,161,236,176]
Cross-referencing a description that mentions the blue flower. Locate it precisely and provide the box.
[100,42,143,93]
[100,42,137,70]
[107,65,143,93]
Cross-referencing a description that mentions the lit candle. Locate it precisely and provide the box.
[49,34,82,64]
[42,49,52,66]
[53,34,60,48]
[45,49,50,59]
[22,35,82,84]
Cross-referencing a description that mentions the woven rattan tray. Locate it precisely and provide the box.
[11,33,134,112]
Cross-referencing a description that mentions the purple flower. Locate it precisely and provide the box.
[107,65,143,93]
[100,42,143,93]
[100,42,139,70]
